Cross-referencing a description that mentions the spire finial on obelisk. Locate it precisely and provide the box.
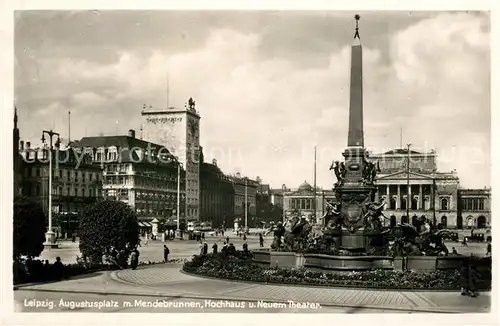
[354,14,361,39]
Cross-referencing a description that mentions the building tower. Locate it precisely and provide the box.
[141,99,201,221]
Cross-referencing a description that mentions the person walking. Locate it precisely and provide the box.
[259,233,264,247]
[52,257,64,281]
[203,242,208,255]
[130,249,139,270]
[243,233,247,241]
[486,241,492,256]
[163,245,170,262]
[212,242,218,254]
[226,236,229,244]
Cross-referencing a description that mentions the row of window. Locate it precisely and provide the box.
[461,198,485,211]
[25,167,101,182]
[29,184,101,197]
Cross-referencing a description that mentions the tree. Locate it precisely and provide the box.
[79,200,139,267]
[13,196,46,260]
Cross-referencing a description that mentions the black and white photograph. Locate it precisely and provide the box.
[4,4,496,323]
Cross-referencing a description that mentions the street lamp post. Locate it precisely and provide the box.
[406,143,411,223]
[41,130,61,248]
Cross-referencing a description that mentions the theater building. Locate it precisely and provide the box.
[371,148,491,229]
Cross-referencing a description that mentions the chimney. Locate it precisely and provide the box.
[20,140,24,150]
[26,141,31,149]
[128,129,135,138]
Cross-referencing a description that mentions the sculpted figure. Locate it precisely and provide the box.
[331,161,345,186]
[364,200,386,232]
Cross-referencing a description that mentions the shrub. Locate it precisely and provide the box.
[79,200,140,267]
[13,196,46,260]
[183,254,492,290]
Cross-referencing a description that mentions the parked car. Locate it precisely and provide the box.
[465,233,485,242]
[442,231,459,242]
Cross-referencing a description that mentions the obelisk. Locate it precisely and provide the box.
[335,15,377,251]
[347,14,364,148]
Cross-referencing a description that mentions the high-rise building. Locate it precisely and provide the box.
[141,100,201,221]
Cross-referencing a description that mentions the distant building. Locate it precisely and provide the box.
[371,148,490,229]
[72,130,186,227]
[199,158,234,228]
[141,100,201,221]
[229,173,258,227]
[13,106,22,196]
[283,181,336,224]
[20,144,102,235]
[457,188,491,229]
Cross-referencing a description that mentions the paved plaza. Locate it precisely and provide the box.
[15,261,491,314]
[16,230,491,314]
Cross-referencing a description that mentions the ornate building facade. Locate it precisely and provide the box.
[370,149,490,229]
[73,130,186,225]
[20,144,103,235]
[458,188,491,229]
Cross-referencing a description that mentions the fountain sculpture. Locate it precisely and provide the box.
[260,15,454,271]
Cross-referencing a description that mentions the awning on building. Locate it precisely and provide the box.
[138,222,147,227]
[143,222,152,227]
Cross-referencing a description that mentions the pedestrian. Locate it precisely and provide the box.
[72,233,76,243]
[130,249,139,270]
[468,260,479,298]
[202,233,205,241]
[452,247,458,255]
[163,245,170,262]
[259,233,264,247]
[203,242,208,255]
[52,257,64,281]
[460,257,469,296]
[212,242,218,254]
[243,233,247,241]
[462,237,468,247]
[226,236,229,244]
[486,241,492,256]
[227,243,236,256]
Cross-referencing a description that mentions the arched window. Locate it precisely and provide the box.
[390,197,397,209]
[390,215,397,227]
[411,196,418,210]
[440,198,449,211]
[401,215,409,224]
[401,197,407,210]
[441,216,447,228]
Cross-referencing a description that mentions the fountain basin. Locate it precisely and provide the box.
[252,250,476,272]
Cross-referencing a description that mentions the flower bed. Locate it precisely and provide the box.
[183,253,491,290]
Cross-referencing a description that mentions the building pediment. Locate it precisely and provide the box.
[377,171,433,181]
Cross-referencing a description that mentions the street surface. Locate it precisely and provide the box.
[39,229,489,265]
[14,263,491,314]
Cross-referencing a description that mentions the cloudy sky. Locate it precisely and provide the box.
[15,10,490,189]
